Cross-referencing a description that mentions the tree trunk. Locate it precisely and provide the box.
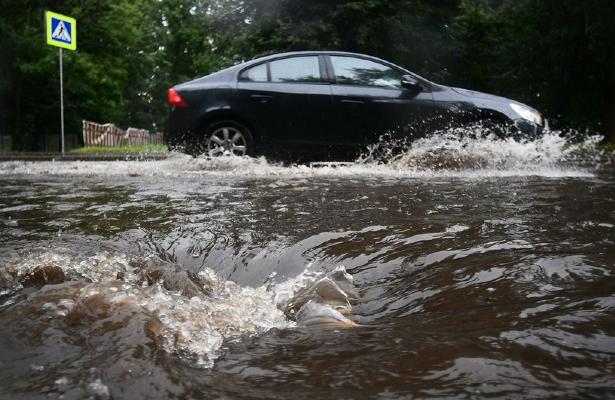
[602,69,615,143]
[13,68,23,151]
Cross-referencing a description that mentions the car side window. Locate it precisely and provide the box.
[270,56,321,83]
[239,63,268,82]
[330,56,403,89]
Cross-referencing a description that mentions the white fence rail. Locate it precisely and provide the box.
[82,120,164,147]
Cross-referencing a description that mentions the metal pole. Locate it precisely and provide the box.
[59,48,65,154]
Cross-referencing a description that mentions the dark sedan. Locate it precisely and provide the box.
[167,51,545,159]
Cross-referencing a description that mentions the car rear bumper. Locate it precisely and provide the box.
[166,108,197,146]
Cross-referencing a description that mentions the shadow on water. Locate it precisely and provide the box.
[0,131,614,399]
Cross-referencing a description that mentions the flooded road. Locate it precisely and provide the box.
[1,133,614,399]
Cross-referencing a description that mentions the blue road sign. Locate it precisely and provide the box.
[46,11,77,51]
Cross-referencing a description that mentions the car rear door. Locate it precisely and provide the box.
[326,55,436,149]
[236,55,333,154]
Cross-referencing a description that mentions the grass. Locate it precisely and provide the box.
[71,144,168,154]
[564,142,615,152]
[596,143,615,152]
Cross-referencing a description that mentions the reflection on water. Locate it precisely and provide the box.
[0,133,614,398]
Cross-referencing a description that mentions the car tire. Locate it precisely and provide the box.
[457,116,514,140]
[203,120,254,157]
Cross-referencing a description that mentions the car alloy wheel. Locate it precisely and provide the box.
[207,126,248,156]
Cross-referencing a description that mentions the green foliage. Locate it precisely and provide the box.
[596,143,615,152]
[450,0,615,140]
[1,0,614,150]
[0,0,161,150]
[230,0,458,81]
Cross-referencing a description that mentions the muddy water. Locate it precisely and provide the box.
[1,133,614,399]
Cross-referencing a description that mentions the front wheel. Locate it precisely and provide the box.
[205,121,254,157]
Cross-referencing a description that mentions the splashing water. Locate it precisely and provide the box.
[359,127,608,175]
[1,126,614,398]
[0,249,357,368]
[0,130,608,179]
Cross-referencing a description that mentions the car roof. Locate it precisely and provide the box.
[178,51,435,88]
[241,51,403,70]
[238,51,436,86]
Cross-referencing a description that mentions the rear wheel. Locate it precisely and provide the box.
[204,120,254,157]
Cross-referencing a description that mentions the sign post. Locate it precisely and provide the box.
[45,11,77,154]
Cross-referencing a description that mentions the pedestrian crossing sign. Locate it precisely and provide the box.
[46,11,77,51]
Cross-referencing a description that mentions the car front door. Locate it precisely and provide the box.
[327,55,436,153]
[236,55,333,155]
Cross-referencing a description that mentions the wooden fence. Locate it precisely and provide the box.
[150,131,165,145]
[82,120,164,147]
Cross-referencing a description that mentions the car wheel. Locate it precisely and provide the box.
[459,117,514,140]
[205,121,254,157]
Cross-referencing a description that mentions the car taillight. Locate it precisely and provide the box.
[168,88,188,107]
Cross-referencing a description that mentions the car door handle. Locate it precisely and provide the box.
[250,94,273,103]
[340,99,364,105]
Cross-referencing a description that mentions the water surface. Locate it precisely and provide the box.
[1,133,614,399]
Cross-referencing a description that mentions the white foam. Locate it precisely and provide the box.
[0,132,604,179]
[86,379,110,400]
[0,250,358,367]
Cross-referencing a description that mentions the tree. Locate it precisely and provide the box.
[450,0,615,139]
[1,0,613,150]
[0,0,163,150]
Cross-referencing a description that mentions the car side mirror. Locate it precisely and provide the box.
[401,75,422,92]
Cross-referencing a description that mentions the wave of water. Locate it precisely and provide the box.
[1,147,614,398]
[0,249,356,368]
[0,131,608,179]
